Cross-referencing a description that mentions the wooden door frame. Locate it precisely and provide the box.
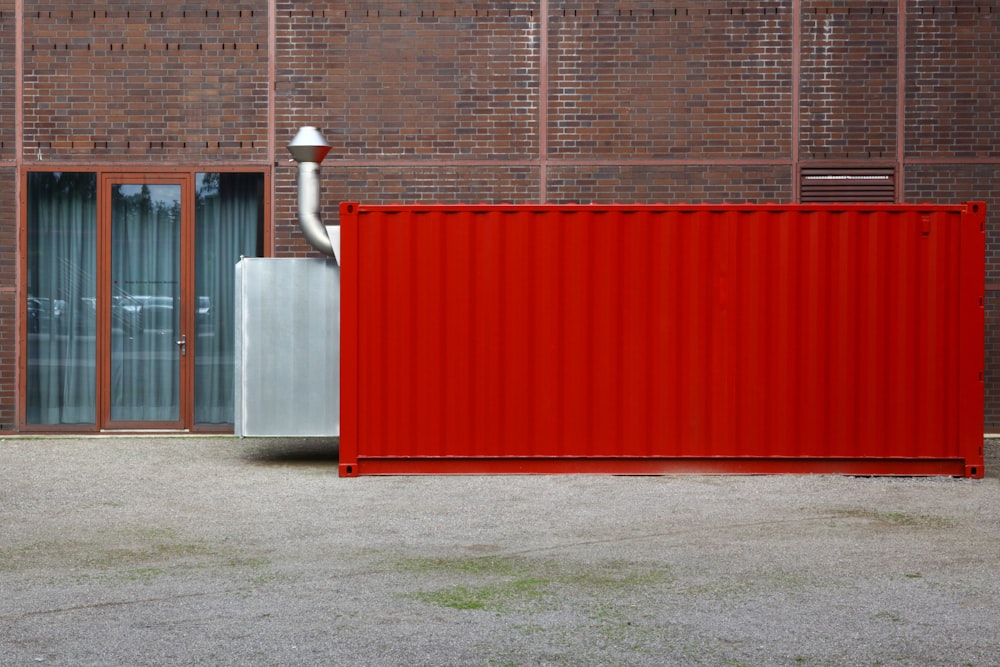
[98,172,196,431]
[18,166,271,433]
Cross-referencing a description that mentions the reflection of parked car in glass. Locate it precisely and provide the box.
[44,295,193,336]
[134,296,176,333]
[72,297,97,335]
[197,296,212,334]
[112,296,142,336]
[73,297,142,336]
[27,297,45,333]
[27,297,64,333]
[64,295,174,336]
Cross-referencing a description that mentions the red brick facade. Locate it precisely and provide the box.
[0,167,13,430]
[0,3,14,159]
[801,3,898,159]
[20,4,269,162]
[549,3,792,161]
[2,1,999,430]
[1,0,14,429]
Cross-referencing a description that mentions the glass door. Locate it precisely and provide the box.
[25,170,264,432]
[101,175,193,428]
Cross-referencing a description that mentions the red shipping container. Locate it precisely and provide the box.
[339,202,985,477]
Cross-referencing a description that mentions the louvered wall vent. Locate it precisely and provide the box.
[800,167,896,203]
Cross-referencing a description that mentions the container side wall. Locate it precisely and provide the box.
[345,203,985,476]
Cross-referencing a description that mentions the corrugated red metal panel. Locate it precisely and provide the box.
[339,202,985,477]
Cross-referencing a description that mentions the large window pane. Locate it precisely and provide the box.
[26,172,98,425]
[194,173,265,424]
[110,183,182,422]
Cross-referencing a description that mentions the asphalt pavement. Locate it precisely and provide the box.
[1,435,998,666]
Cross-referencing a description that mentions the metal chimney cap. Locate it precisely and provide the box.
[288,126,331,164]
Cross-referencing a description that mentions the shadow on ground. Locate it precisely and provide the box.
[239,438,1000,479]
[242,437,340,467]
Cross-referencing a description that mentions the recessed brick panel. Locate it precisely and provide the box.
[0,2,14,160]
[549,1,792,159]
[547,164,792,204]
[800,2,897,160]
[23,4,269,161]
[906,4,1000,159]
[276,2,539,161]
[0,167,15,429]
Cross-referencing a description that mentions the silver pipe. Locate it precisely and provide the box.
[296,161,339,261]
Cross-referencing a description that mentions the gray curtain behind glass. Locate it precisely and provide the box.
[195,173,263,424]
[26,173,98,425]
[109,183,182,422]
[27,172,262,427]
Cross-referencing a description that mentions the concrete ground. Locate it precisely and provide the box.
[1,436,998,667]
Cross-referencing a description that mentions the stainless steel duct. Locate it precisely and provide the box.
[288,126,339,262]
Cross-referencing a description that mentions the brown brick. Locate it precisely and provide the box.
[4,0,1000,427]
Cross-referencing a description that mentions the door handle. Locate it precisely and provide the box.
[176,334,187,356]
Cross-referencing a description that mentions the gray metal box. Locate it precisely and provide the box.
[235,258,340,436]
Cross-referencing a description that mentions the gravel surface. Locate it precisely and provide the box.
[1,436,998,666]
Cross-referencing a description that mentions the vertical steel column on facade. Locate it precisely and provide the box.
[897,0,906,201]
[791,0,801,201]
[538,0,549,203]
[268,0,277,238]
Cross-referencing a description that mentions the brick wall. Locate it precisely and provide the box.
[22,3,269,162]
[274,1,542,255]
[0,167,14,429]
[274,1,796,246]
[906,4,1000,160]
[800,2,897,159]
[0,1,14,159]
[548,165,792,203]
[278,4,539,160]
[4,1,1000,427]
[1,1,14,428]
[549,1,792,161]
